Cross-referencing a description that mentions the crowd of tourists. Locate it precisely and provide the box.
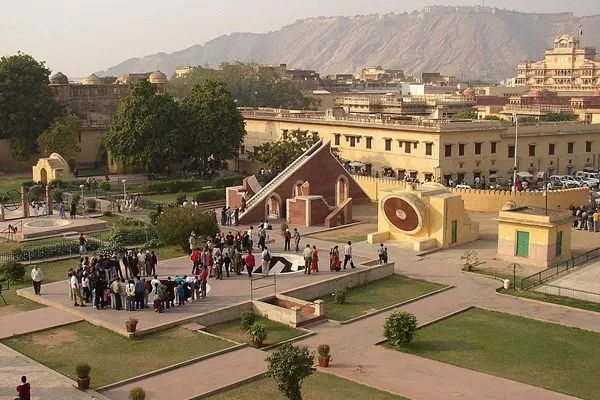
[570,204,600,232]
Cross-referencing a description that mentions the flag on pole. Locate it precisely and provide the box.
[579,23,583,36]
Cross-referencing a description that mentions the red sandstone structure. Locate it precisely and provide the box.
[227,140,369,227]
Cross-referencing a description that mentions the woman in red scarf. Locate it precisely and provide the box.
[310,245,319,274]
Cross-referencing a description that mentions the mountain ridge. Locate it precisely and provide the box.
[97,8,600,81]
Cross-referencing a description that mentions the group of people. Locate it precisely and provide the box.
[30,201,49,217]
[570,204,600,232]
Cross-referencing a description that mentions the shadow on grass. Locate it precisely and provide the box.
[403,340,485,353]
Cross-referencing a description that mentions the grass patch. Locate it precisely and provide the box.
[390,308,600,399]
[0,177,27,195]
[314,275,446,321]
[499,288,600,313]
[209,371,408,400]
[2,322,231,388]
[144,193,180,202]
[206,316,304,348]
[153,244,187,261]
[97,214,122,227]
[469,267,523,287]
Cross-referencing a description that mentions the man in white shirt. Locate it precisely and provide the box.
[150,275,161,289]
[137,251,146,273]
[247,226,254,250]
[343,241,355,269]
[70,273,85,307]
[302,244,312,275]
[30,265,43,295]
[261,246,271,277]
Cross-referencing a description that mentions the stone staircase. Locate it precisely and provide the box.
[240,139,324,218]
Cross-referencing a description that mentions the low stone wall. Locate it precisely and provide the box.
[282,262,395,300]
[193,301,253,327]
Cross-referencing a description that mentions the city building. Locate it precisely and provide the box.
[513,34,600,92]
[175,66,193,78]
[241,108,600,185]
[357,66,405,82]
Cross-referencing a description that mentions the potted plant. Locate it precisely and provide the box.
[126,317,139,333]
[317,344,331,367]
[460,250,481,271]
[129,386,146,400]
[75,362,91,390]
[247,322,267,347]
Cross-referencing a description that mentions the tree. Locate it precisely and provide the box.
[518,116,538,124]
[0,53,61,159]
[452,111,478,120]
[483,115,502,120]
[383,310,418,346]
[266,343,316,400]
[540,112,578,122]
[105,79,185,172]
[37,115,81,157]
[180,79,246,168]
[248,129,318,172]
[155,206,219,251]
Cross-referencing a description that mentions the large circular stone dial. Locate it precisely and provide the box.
[382,193,426,235]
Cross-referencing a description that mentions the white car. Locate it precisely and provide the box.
[559,176,582,188]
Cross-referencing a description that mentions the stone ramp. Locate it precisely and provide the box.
[98,347,266,400]
[0,307,82,340]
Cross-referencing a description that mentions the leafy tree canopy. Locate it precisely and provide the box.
[540,112,578,122]
[37,115,81,157]
[266,343,315,400]
[0,52,61,160]
[518,116,538,124]
[180,79,246,166]
[105,79,185,173]
[483,115,502,120]
[452,111,478,120]
[169,62,315,109]
[155,206,219,251]
[248,129,318,173]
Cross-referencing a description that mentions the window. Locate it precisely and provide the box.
[78,132,82,143]
[425,143,433,156]
[490,142,497,154]
[474,142,482,155]
[459,144,465,156]
[404,142,411,154]
[444,144,452,157]
[385,139,392,151]
[556,231,563,257]
[349,137,357,148]
[334,134,340,146]
[586,141,592,152]
[549,143,555,155]
[366,137,372,149]
[508,145,515,158]
[568,142,574,154]
[528,144,536,157]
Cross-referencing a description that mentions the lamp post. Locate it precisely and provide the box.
[512,113,519,193]
[79,184,85,218]
[122,179,127,199]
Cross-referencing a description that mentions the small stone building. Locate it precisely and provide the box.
[32,153,74,183]
[496,202,573,268]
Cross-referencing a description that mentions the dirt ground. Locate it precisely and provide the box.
[306,202,378,243]
[32,328,77,348]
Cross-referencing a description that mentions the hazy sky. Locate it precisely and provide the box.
[1,0,598,77]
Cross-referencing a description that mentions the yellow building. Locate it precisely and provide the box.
[368,183,479,251]
[241,109,600,185]
[514,34,600,92]
[497,202,573,268]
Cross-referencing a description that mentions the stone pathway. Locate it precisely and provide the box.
[0,307,81,340]
[0,343,110,400]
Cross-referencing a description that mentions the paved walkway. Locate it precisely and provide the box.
[0,343,110,400]
[0,307,82,340]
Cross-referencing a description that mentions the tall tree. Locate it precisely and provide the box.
[37,115,81,157]
[180,79,246,167]
[105,79,184,172]
[248,129,318,172]
[0,52,61,159]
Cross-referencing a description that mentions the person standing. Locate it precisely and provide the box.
[16,375,31,400]
[150,251,158,275]
[125,279,135,311]
[223,252,231,278]
[93,276,106,309]
[594,209,600,233]
[70,200,77,219]
[30,265,43,295]
[330,245,340,272]
[199,266,208,299]
[293,228,301,252]
[70,273,85,307]
[134,277,145,310]
[377,243,386,264]
[283,228,291,251]
[58,201,67,219]
[343,241,355,269]
[244,251,255,278]
[78,233,87,255]
[310,246,319,274]
[261,246,271,277]
[177,281,186,307]
[258,226,266,251]
[303,244,312,275]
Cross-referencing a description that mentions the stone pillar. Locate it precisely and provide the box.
[313,300,325,317]
[0,204,5,222]
[45,185,53,216]
[291,306,302,327]
[21,187,29,218]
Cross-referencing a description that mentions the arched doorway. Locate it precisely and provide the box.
[335,176,349,206]
[292,180,304,198]
[266,194,282,219]
[40,168,48,184]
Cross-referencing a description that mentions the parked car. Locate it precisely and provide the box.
[556,175,581,188]
[572,175,598,188]
[455,184,472,189]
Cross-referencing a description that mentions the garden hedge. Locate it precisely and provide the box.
[12,238,102,261]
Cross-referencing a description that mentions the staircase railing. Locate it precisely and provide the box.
[243,139,324,213]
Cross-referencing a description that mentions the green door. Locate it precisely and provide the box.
[451,220,458,244]
[516,231,529,257]
[556,231,563,257]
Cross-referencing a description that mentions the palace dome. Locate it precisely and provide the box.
[149,70,167,84]
[83,73,102,85]
[50,72,68,85]
[463,88,475,98]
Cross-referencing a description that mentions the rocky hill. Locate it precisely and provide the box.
[98,7,600,81]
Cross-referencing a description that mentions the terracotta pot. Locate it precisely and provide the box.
[318,356,330,367]
[126,322,137,333]
[462,264,471,271]
[251,338,264,347]
[77,377,91,390]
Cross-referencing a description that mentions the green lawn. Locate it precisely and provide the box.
[206,316,304,348]
[144,193,181,202]
[210,372,408,400]
[469,267,524,287]
[96,213,122,227]
[0,177,27,195]
[3,322,232,388]
[314,275,446,322]
[153,244,188,261]
[391,308,600,399]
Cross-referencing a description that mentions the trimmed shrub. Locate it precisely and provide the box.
[266,343,315,400]
[137,179,202,195]
[383,311,418,346]
[317,344,330,358]
[156,206,219,251]
[98,181,111,192]
[108,225,157,247]
[211,175,243,188]
[241,311,256,332]
[85,199,97,212]
[193,188,226,203]
[21,180,36,188]
[118,217,147,227]
[12,238,102,261]
[129,387,146,400]
[0,261,25,281]
[334,287,347,305]
[75,362,91,379]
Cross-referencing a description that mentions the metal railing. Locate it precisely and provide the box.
[533,284,600,304]
[521,247,600,290]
